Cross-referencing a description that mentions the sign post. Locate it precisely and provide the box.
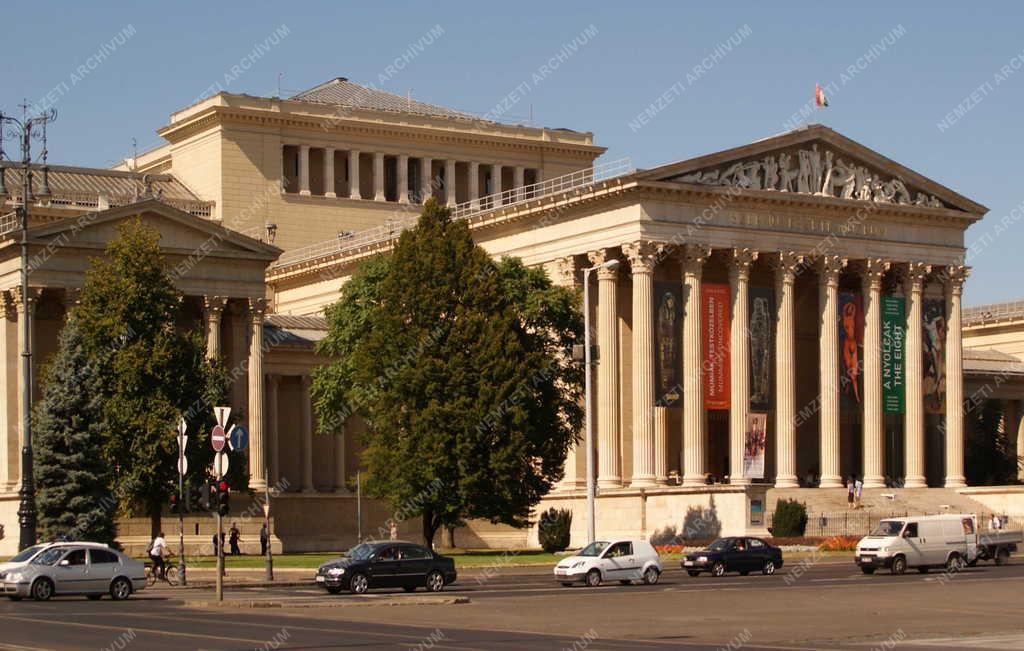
[211,408,230,603]
[176,417,187,586]
[264,464,273,582]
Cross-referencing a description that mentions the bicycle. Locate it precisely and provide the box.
[145,562,179,587]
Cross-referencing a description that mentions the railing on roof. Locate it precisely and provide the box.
[963,299,1024,324]
[274,157,634,269]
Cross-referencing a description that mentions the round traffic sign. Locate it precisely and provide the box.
[213,451,229,477]
[177,456,188,475]
[211,424,226,452]
[228,425,249,452]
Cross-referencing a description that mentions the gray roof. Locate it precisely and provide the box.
[265,314,327,349]
[963,347,1024,376]
[291,77,482,122]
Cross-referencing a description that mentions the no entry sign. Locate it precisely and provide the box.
[211,424,226,453]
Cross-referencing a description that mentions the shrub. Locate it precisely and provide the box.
[771,499,808,537]
[538,508,572,553]
[818,536,860,551]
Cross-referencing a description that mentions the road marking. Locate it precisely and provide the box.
[0,643,59,651]
[0,614,270,646]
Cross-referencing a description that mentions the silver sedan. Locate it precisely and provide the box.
[0,542,147,601]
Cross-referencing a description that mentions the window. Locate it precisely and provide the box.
[90,549,120,565]
[578,541,608,557]
[400,546,431,560]
[374,547,399,562]
[904,523,918,538]
[605,542,633,558]
[33,549,65,566]
[63,549,87,566]
[749,539,765,549]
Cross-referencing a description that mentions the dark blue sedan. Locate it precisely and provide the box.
[315,541,457,594]
[681,537,784,577]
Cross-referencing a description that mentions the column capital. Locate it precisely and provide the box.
[816,255,847,285]
[248,297,269,322]
[61,287,82,310]
[204,295,228,315]
[944,265,970,295]
[622,241,660,274]
[728,248,758,281]
[771,251,804,280]
[0,291,14,320]
[587,249,619,279]
[679,243,711,276]
[554,256,578,286]
[904,261,931,289]
[10,286,42,313]
[861,258,890,290]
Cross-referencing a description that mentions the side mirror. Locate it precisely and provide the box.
[902,530,912,538]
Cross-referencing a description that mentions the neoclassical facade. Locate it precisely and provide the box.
[1,78,1018,553]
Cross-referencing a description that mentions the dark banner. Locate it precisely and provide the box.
[748,286,775,412]
[702,283,731,410]
[654,281,683,407]
[922,296,946,414]
[881,295,906,414]
[839,292,864,408]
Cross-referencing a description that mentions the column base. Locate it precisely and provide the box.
[399,197,410,205]
[349,193,362,200]
[773,476,799,489]
[374,194,386,202]
[681,476,705,487]
[862,476,885,489]
[299,190,311,197]
[301,487,316,494]
[819,476,843,488]
[629,477,658,489]
[333,487,352,496]
[325,192,337,199]
[903,476,927,488]
[944,477,967,489]
[248,480,268,492]
[597,478,623,490]
[730,477,751,486]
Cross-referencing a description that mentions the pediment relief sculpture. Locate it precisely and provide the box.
[670,144,946,208]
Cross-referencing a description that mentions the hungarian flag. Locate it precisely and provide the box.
[815,83,829,107]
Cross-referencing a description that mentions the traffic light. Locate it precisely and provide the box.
[170,493,180,514]
[217,480,230,516]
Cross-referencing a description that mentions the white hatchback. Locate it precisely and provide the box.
[553,539,662,587]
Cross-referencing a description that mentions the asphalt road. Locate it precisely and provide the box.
[1,559,1022,650]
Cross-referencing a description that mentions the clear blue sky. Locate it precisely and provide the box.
[4,1,1022,305]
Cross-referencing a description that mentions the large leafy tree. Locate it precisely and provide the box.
[34,317,117,544]
[313,200,583,548]
[75,218,228,537]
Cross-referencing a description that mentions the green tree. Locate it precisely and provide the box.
[75,218,228,537]
[313,200,583,548]
[33,317,117,544]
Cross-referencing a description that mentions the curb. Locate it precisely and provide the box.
[182,596,471,609]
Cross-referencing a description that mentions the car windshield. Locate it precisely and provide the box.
[707,539,732,552]
[577,542,609,557]
[344,544,375,561]
[31,548,66,566]
[869,520,905,537]
[8,544,46,563]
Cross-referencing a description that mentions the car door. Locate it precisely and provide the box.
[599,542,632,580]
[397,545,432,587]
[746,538,768,571]
[723,539,745,572]
[88,549,120,592]
[901,522,925,566]
[370,546,400,588]
[54,548,90,594]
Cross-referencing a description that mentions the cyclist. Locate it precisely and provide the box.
[149,531,169,580]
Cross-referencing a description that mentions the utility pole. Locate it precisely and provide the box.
[264,464,273,582]
[0,103,56,551]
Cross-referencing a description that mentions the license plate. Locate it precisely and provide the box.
[555,569,566,575]
[860,556,873,564]
[315,575,325,583]
[684,560,694,566]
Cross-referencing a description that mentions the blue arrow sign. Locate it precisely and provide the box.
[228,425,249,452]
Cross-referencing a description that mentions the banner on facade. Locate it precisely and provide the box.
[838,292,864,407]
[743,412,768,479]
[881,295,906,414]
[922,296,946,414]
[702,283,731,410]
[654,281,683,407]
[748,286,775,412]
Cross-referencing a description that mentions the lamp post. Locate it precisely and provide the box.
[582,257,619,545]
[0,104,56,551]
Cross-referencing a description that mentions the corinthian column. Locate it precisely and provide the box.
[818,256,847,488]
[373,152,385,202]
[624,241,658,487]
[553,256,582,490]
[248,298,268,491]
[903,263,929,487]
[772,252,803,488]
[862,259,889,488]
[348,150,361,199]
[729,248,757,485]
[681,244,711,486]
[420,157,433,203]
[468,162,480,209]
[445,159,457,207]
[298,145,311,196]
[945,266,969,488]
[589,249,621,488]
[398,154,410,204]
[324,148,336,198]
[203,295,226,359]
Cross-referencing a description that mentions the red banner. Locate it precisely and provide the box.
[702,283,730,410]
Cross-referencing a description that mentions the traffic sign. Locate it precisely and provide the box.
[177,456,189,475]
[228,425,249,452]
[214,406,232,429]
[211,424,226,453]
[177,434,189,451]
[213,451,229,477]
[177,418,187,436]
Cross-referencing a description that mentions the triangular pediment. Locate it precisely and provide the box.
[640,124,986,216]
[25,199,282,261]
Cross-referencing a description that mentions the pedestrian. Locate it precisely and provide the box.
[211,532,219,555]
[149,531,168,581]
[389,520,398,541]
[260,523,269,556]
[991,513,1003,530]
[854,476,864,509]
[846,476,855,509]
[229,522,242,555]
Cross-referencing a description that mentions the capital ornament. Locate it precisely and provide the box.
[771,251,805,280]
[622,241,660,275]
[944,265,970,295]
[587,249,619,279]
[862,258,890,289]
[249,297,269,322]
[816,255,847,285]
[554,256,578,287]
[679,243,711,276]
[204,295,228,315]
[728,248,758,281]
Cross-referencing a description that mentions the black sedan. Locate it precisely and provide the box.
[681,537,784,577]
[315,541,457,594]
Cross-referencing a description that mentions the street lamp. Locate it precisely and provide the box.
[582,257,619,544]
[0,104,56,550]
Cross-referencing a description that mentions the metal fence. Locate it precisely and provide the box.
[766,509,1024,538]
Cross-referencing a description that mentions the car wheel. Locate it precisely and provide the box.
[109,577,132,601]
[560,582,573,587]
[31,578,54,602]
[403,586,417,592]
[584,569,602,587]
[325,586,342,595]
[687,570,701,577]
[349,573,369,594]
[996,548,1010,566]
[711,562,726,577]
[891,555,907,575]
[425,571,445,593]
[967,559,978,567]
[917,566,929,574]
[762,560,776,576]
[860,567,876,575]
[7,596,22,601]
[739,570,750,576]
[86,594,103,601]
[945,554,963,573]
[642,567,660,585]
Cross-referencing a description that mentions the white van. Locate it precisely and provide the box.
[553,539,662,587]
[855,514,978,575]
